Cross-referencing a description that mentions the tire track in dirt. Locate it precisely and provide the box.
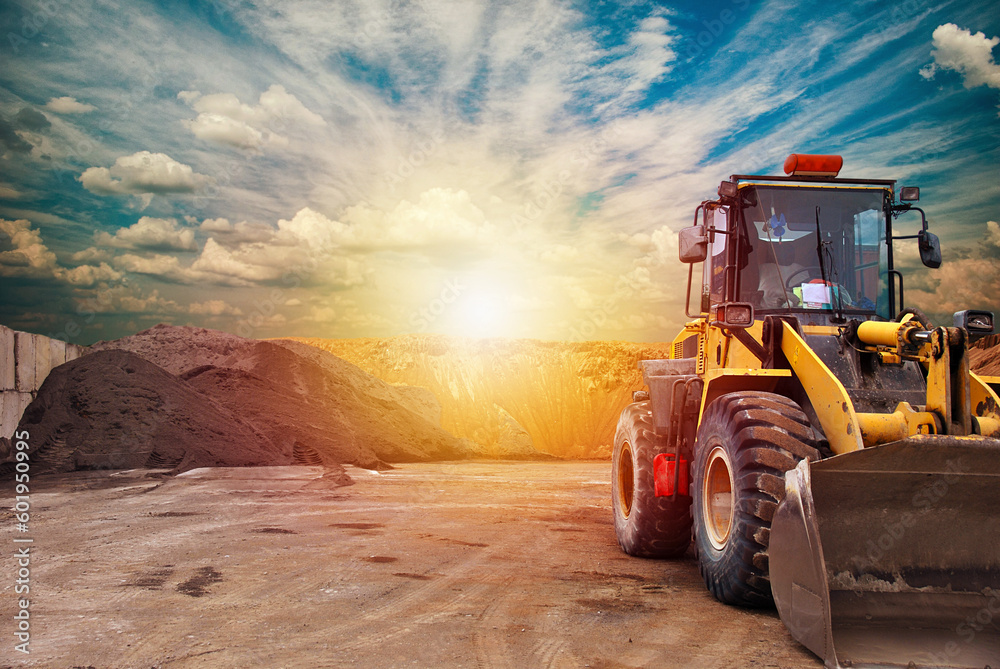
[468,511,585,669]
[530,637,580,669]
[331,531,527,659]
[471,591,514,669]
[18,463,820,669]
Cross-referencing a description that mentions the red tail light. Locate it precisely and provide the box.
[783,154,843,177]
[654,453,689,497]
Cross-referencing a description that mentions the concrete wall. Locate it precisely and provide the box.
[0,325,87,439]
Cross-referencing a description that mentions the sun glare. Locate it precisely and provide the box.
[431,279,515,338]
[448,290,510,338]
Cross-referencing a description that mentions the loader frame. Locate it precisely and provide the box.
[615,157,1000,668]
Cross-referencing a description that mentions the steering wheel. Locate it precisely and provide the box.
[784,265,824,289]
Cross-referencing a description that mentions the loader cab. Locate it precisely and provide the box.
[727,183,891,321]
[685,155,937,326]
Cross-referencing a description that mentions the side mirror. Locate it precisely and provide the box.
[954,310,994,343]
[918,230,941,268]
[678,225,708,264]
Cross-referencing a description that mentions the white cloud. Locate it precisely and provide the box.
[0,184,22,199]
[273,207,349,249]
[95,216,197,251]
[257,84,326,125]
[334,188,495,249]
[909,257,1000,314]
[621,15,678,92]
[188,299,243,316]
[185,113,264,149]
[62,262,122,287]
[920,24,1000,90]
[189,234,368,288]
[70,247,113,264]
[111,251,247,287]
[0,219,122,287]
[106,189,492,287]
[186,91,257,122]
[117,289,180,314]
[98,211,369,288]
[179,84,325,149]
[195,189,496,262]
[44,96,97,114]
[0,218,58,275]
[79,151,213,195]
[114,252,186,277]
[987,220,1000,247]
[626,226,679,266]
[200,217,232,233]
[82,286,181,316]
[0,208,76,227]
[308,305,337,323]
[198,217,274,244]
[190,238,283,283]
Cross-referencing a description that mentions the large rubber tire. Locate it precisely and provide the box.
[612,401,693,558]
[692,391,820,606]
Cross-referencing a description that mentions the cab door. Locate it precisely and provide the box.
[702,204,730,312]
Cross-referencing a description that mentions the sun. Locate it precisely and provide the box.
[422,269,538,339]
[450,292,508,338]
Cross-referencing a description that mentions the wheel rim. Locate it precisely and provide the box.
[617,442,634,518]
[703,445,734,551]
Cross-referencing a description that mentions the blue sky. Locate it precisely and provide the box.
[0,0,998,344]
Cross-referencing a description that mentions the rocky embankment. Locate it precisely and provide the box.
[287,336,673,459]
[971,334,1000,376]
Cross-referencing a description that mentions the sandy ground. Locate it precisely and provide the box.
[2,462,817,668]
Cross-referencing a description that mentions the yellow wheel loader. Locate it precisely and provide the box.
[611,154,1000,668]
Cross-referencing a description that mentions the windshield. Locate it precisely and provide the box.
[737,185,890,319]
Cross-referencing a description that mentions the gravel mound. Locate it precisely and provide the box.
[181,341,463,465]
[90,324,252,374]
[9,324,471,475]
[15,350,283,474]
[971,334,1000,376]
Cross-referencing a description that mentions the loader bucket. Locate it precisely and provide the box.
[770,436,1000,669]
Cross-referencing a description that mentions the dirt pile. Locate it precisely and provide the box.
[98,325,477,463]
[14,350,285,474]
[971,334,1000,376]
[179,339,470,464]
[287,335,674,459]
[7,324,490,475]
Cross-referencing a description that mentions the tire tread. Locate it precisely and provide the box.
[612,402,693,559]
[692,392,821,607]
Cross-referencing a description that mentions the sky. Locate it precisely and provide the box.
[0,0,998,345]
